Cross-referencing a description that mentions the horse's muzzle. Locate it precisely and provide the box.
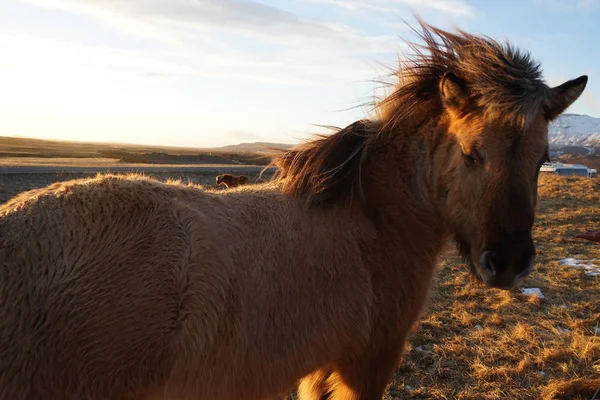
[477,249,536,290]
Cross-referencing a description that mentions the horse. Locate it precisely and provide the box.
[216,173,250,188]
[576,230,600,243]
[0,20,587,400]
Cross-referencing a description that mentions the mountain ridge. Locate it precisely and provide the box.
[549,113,600,147]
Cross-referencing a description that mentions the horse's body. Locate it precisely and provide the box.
[0,174,435,399]
[216,174,249,188]
[0,20,587,400]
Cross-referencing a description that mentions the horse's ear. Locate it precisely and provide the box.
[440,72,471,114]
[545,75,588,121]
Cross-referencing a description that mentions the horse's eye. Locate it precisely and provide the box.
[463,149,484,168]
[463,154,476,168]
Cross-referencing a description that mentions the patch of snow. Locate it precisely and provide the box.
[556,326,571,334]
[414,345,433,354]
[538,371,547,377]
[558,258,600,276]
[593,326,600,335]
[549,114,600,147]
[521,287,545,298]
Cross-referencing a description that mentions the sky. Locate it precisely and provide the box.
[0,0,598,148]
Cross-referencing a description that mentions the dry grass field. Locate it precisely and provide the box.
[0,170,598,399]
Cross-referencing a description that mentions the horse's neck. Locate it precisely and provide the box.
[369,123,437,210]
[361,121,450,248]
[350,125,449,299]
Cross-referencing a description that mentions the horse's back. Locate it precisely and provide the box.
[0,175,372,400]
[0,176,196,399]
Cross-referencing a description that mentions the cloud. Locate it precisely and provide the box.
[0,31,192,78]
[12,0,408,87]
[15,0,388,46]
[300,0,474,16]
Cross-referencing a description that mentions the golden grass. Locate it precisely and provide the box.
[383,174,600,399]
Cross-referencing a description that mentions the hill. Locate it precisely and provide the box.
[211,142,294,153]
[0,136,292,166]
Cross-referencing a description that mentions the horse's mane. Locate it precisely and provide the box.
[377,19,549,130]
[268,120,375,207]
[268,19,551,207]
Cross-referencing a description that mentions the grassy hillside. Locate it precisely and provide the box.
[0,136,288,166]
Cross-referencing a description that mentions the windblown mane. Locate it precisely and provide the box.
[377,19,549,130]
[268,119,376,207]
[269,19,550,207]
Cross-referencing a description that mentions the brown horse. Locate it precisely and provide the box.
[0,20,587,400]
[216,173,249,188]
[576,230,600,243]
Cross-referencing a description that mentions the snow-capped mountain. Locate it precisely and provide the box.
[549,113,600,147]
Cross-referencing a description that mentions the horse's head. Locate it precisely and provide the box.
[441,71,587,289]
[217,174,235,187]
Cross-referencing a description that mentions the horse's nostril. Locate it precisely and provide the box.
[517,254,536,279]
[479,251,497,276]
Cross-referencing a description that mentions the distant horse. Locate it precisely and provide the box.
[0,20,587,400]
[576,230,600,243]
[216,173,249,188]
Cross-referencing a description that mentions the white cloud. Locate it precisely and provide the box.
[15,0,393,46]
[300,0,474,16]
[0,31,192,81]
[12,0,406,86]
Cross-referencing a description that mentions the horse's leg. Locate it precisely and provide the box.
[326,351,400,400]
[297,368,332,400]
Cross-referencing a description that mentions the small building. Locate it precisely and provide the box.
[540,162,597,177]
